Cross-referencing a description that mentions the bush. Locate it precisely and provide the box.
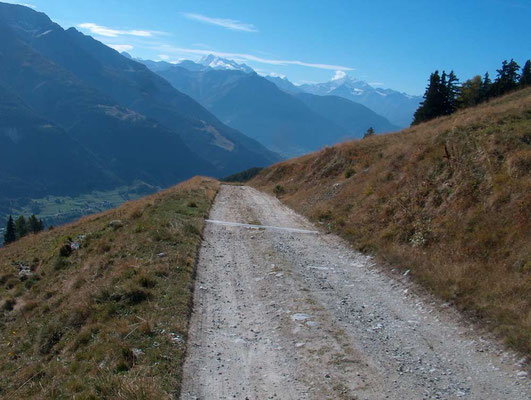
[273,185,285,197]
[345,167,356,178]
[59,243,72,257]
[38,322,64,354]
[2,298,16,311]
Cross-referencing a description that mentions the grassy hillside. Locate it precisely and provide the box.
[0,177,218,398]
[251,88,531,355]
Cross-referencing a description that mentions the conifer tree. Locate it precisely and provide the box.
[413,70,443,124]
[4,216,16,244]
[520,60,531,87]
[445,71,460,113]
[480,72,492,102]
[494,59,520,95]
[363,127,375,138]
[28,215,44,233]
[15,215,28,239]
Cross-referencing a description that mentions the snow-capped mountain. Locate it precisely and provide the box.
[299,73,422,128]
[199,54,254,73]
[264,75,301,94]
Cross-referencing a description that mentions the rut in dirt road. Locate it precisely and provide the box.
[180,185,530,400]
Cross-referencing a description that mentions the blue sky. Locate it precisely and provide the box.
[7,0,531,94]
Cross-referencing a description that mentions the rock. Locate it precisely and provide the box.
[16,263,33,279]
[169,332,184,344]
[132,348,144,357]
[109,220,123,228]
[157,252,167,258]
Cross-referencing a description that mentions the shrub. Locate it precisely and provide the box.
[59,243,73,257]
[273,185,285,197]
[2,298,16,311]
[345,167,356,178]
[38,322,64,354]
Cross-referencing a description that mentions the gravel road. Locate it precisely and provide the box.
[180,185,530,400]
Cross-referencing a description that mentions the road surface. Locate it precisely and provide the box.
[180,185,530,399]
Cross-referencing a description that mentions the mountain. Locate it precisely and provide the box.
[299,75,422,128]
[0,84,118,198]
[250,87,531,356]
[264,75,301,94]
[198,54,254,73]
[144,60,397,156]
[294,92,398,136]
[0,2,278,202]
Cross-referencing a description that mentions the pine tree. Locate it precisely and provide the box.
[413,70,443,124]
[520,60,531,87]
[363,127,375,138]
[494,59,520,96]
[480,72,492,102]
[446,71,460,113]
[15,215,28,239]
[28,215,43,233]
[4,216,16,244]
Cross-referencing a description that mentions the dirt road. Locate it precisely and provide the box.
[180,185,530,399]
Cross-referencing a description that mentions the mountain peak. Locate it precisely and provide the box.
[198,54,254,73]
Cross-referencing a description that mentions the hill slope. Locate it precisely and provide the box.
[251,88,531,355]
[0,177,219,398]
[0,84,118,198]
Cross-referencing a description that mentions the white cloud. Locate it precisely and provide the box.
[3,1,36,8]
[182,13,257,32]
[369,82,384,87]
[78,23,156,38]
[156,45,354,71]
[106,44,133,52]
[331,70,346,81]
[158,54,170,61]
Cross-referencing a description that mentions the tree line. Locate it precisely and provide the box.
[3,214,44,245]
[413,59,531,125]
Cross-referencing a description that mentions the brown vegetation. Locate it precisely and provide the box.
[251,88,531,356]
[0,177,219,398]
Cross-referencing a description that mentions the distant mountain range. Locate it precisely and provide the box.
[141,57,398,156]
[298,75,422,128]
[0,3,278,200]
[161,55,421,128]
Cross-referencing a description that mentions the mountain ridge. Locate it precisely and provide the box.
[143,59,397,156]
[0,2,279,203]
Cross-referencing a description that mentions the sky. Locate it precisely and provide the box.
[6,0,531,95]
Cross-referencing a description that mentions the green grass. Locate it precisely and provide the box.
[0,177,218,399]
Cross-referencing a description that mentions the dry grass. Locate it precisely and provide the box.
[0,177,219,399]
[251,88,531,356]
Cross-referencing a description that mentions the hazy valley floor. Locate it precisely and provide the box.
[180,185,530,399]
